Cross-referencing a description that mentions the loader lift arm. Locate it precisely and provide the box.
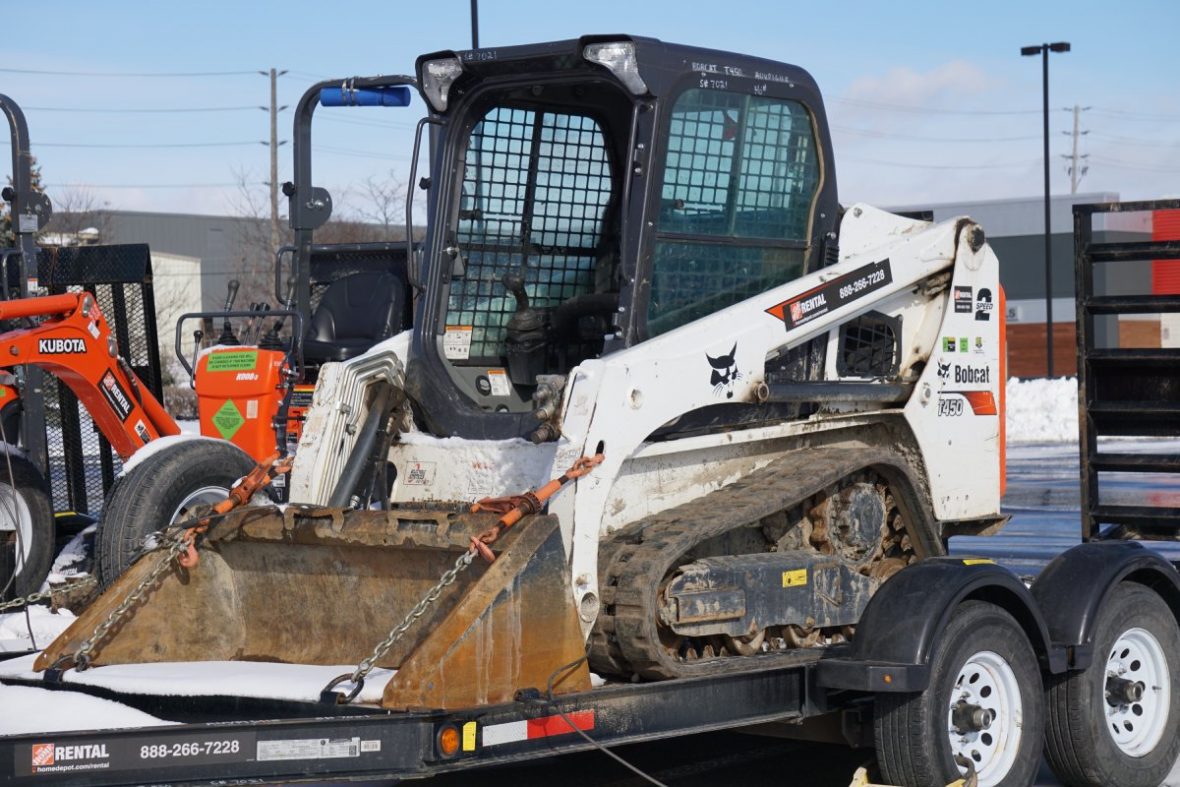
[0,291,179,458]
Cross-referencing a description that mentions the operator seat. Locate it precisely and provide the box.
[302,270,405,364]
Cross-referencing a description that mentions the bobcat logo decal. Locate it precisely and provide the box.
[707,343,741,399]
[937,360,951,380]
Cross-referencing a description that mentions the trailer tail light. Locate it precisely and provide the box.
[437,724,461,758]
[583,41,648,95]
[420,56,463,112]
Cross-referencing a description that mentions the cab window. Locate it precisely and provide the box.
[648,89,820,336]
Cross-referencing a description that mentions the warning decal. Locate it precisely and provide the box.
[212,400,245,440]
[205,350,259,372]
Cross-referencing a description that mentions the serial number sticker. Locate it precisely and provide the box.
[360,739,381,753]
[257,737,361,762]
[443,325,473,360]
[782,568,808,588]
[403,460,437,486]
[487,369,511,397]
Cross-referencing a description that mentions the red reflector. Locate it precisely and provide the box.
[527,710,595,738]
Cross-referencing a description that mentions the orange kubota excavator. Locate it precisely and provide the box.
[0,287,304,597]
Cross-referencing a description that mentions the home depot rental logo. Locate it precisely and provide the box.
[31,743,54,768]
[29,741,110,773]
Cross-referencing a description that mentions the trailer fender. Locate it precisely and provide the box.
[817,557,1062,692]
[1031,540,1180,670]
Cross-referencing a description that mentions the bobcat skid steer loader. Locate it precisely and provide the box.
[37,36,1005,715]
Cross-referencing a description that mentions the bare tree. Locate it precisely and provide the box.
[226,166,284,307]
[42,188,111,244]
[354,170,407,240]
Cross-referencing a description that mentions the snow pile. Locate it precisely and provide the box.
[44,524,96,585]
[1005,377,1078,445]
[0,605,75,652]
[0,684,171,734]
[118,433,208,476]
[0,653,392,706]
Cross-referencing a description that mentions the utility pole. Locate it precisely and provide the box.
[1062,105,1090,194]
[259,68,289,254]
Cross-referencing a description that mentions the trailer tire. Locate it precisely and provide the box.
[873,600,1044,787]
[0,454,54,602]
[96,439,258,587]
[1044,582,1180,787]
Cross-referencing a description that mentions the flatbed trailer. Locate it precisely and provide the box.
[3,176,1180,787]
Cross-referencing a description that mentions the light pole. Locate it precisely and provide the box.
[1021,41,1070,378]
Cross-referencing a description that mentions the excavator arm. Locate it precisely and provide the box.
[0,291,179,458]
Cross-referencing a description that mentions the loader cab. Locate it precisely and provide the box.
[410,37,838,440]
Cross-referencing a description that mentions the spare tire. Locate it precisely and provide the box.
[0,453,54,602]
[96,439,257,587]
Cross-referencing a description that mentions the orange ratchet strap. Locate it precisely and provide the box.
[177,452,294,568]
[468,453,604,563]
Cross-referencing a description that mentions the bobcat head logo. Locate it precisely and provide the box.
[707,343,741,399]
[937,360,951,379]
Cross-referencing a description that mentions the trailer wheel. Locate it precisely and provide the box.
[1044,582,1180,787]
[0,454,54,601]
[873,600,1044,787]
[95,439,258,587]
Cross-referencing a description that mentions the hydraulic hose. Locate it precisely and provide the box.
[327,382,394,507]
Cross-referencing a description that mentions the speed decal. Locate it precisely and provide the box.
[767,259,892,329]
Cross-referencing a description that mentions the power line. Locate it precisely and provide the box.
[22,105,261,113]
[1089,131,1180,147]
[1090,107,1180,122]
[842,155,1038,170]
[0,66,260,77]
[832,124,1039,143]
[44,182,253,189]
[314,145,408,161]
[1087,156,1180,173]
[833,97,1041,116]
[35,141,259,149]
[317,114,416,131]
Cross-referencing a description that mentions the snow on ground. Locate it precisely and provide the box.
[1005,376,1077,445]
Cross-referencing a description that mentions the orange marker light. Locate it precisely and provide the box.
[438,725,461,758]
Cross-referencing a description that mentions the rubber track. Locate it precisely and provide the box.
[589,445,920,680]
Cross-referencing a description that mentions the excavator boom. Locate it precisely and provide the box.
[0,291,179,458]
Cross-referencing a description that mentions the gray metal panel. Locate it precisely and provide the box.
[95,210,269,311]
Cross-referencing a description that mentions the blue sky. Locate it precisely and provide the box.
[3,0,1178,218]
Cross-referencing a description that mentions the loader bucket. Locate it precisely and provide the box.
[35,505,590,709]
